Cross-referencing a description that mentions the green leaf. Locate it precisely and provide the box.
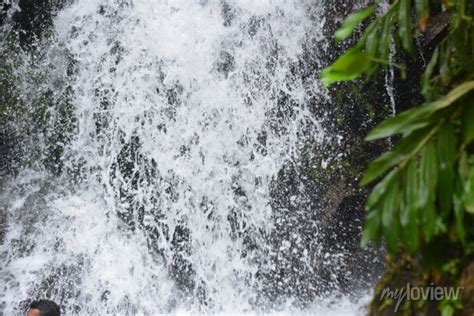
[335,5,376,42]
[453,187,466,243]
[434,81,474,110]
[398,0,414,55]
[415,0,430,31]
[436,123,457,166]
[472,21,474,57]
[418,141,438,242]
[461,98,474,145]
[381,176,400,230]
[421,48,439,98]
[463,164,474,214]
[359,19,379,46]
[459,150,470,180]
[379,7,397,61]
[439,302,454,316]
[363,170,400,249]
[419,141,438,209]
[381,172,400,254]
[365,20,381,75]
[401,211,420,254]
[400,160,418,226]
[423,202,437,242]
[400,160,420,254]
[402,220,420,253]
[440,45,451,86]
[366,169,399,210]
[361,127,432,185]
[321,48,370,86]
[365,21,379,57]
[365,102,436,141]
[361,210,382,247]
[465,242,474,255]
[437,124,457,217]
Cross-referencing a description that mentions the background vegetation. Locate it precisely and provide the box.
[322,0,474,315]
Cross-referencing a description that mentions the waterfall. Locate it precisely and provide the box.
[1,1,377,314]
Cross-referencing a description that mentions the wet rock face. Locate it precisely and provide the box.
[13,0,53,45]
[1,1,49,178]
[261,1,389,297]
[0,203,5,244]
[1,2,10,25]
[1,0,69,43]
[13,0,67,47]
[1,0,74,178]
[0,125,15,181]
[304,1,453,301]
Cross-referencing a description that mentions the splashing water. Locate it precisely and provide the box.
[1,0,375,314]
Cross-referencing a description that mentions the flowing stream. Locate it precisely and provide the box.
[1,1,379,314]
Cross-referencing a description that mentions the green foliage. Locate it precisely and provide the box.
[322,1,410,87]
[324,4,474,314]
[321,48,370,86]
[334,6,376,42]
[322,0,474,273]
[398,0,414,54]
[415,0,430,31]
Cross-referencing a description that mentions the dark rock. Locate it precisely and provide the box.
[13,0,53,45]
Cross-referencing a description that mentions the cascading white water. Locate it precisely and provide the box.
[1,0,374,314]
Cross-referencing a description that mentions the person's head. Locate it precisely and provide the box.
[27,300,60,316]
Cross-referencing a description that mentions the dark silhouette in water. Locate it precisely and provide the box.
[27,300,60,316]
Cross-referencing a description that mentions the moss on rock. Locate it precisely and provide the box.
[368,248,474,316]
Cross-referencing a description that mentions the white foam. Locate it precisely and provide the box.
[0,1,370,314]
